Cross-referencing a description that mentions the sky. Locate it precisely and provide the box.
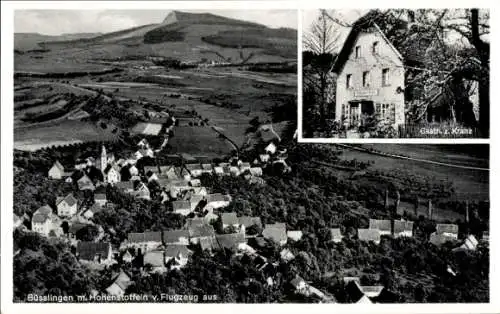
[14,9,297,35]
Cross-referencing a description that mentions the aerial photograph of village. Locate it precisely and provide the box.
[301,9,489,139]
[10,8,489,304]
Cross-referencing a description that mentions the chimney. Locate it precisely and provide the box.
[427,199,433,219]
[395,190,401,215]
[465,200,470,223]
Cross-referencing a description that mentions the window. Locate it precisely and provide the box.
[372,41,379,54]
[346,74,352,89]
[355,46,361,58]
[362,71,370,87]
[382,68,390,86]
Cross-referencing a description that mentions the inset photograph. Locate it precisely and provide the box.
[301,9,489,139]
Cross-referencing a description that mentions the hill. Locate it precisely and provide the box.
[14,32,102,51]
[16,10,296,69]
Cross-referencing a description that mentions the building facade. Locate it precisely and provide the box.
[333,23,405,129]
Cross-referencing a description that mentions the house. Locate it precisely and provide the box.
[221,212,239,230]
[239,162,251,172]
[94,194,107,207]
[164,245,191,270]
[189,194,205,212]
[77,174,95,191]
[345,281,373,304]
[205,193,231,210]
[262,223,287,245]
[104,165,121,184]
[213,166,224,176]
[249,167,263,177]
[453,234,479,252]
[123,232,162,253]
[229,166,240,177]
[128,165,139,177]
[369,219,391,236]
[189,179,201,187]
[429,232,457,246]
[81,203,103,220]
[138,147,154,159]
[482,231,489,242]
[31,205,55,236]
[172,200,192,216]
[332,17,405,130]
[115,181,134,194]
[185,164,202,177]
[48,161,65,179]
[137,138,149,148]
[122,250,134,263]
[134,150,144,160]
[290,276,309,295]
[393,220,414,237]
[56,194,78,217]
[162,229,190,245]
[287,231,303,241]
[192,187,208,196]
[14,214,24,229]
[358,229,381,244]
[76,241,113,265]
[280,248,295,262]
[134,183,150,200]
[215,233,246,251]
[188,224,216,245]
[360,285,384,298]
[143,250,167,273]
[105,271,132,297]
[201,163,213,174]
[147,172,159,183]
[203,211,219,224]
[435,224,459,239]
[329,228,343,243]
[259,154,270,163]
[265,143,277,155]
[238,216,263,234]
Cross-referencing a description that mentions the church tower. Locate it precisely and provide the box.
[100,145,107,173]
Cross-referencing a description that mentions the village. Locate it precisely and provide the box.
[13,114,488,303]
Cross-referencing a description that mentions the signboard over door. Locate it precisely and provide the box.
[354,89,378,97]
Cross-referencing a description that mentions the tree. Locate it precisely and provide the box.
[76,225,100,242]
[303,10,340,125]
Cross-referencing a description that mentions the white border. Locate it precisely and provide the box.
[1,1,498,314]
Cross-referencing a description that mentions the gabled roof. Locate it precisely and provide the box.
[330,228,343,239]
[172,200,191,211]
[164,245,191,258]
[185,163,202,171]
[116,181,134,191]
[127,231,162,243]
[394,220,414,234]
[430,232,457,246]
[51,160,64,171]
[221,212,239,226]
[369,219,391,232]
[201,164,213,171]
[57,194,77,207]
[206,193,227,203]
[216,233,246,250]
[331,16,403,74]
[162,229,189,244]
[358,229,381,242]
[32,213,49,223]
[69,223,88,234]
[35,205,52,216]
[104,164,120,174]
[189,224,215,238]
[263,223,287,243]
[77,241,111,261]
[143,250,164,267]
[94,193,107,201]
[238,216,262,229]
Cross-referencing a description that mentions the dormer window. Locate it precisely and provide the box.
[372,41,379,54]
[355,46,361,58]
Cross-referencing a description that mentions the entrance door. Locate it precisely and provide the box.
[360,101,375,126]
[349,103,360,127]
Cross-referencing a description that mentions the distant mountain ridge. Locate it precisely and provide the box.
[15,10,297,64]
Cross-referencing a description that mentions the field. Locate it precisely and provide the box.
[167,126,234,157]
[338,145,489,202]
[14,120,117,151]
